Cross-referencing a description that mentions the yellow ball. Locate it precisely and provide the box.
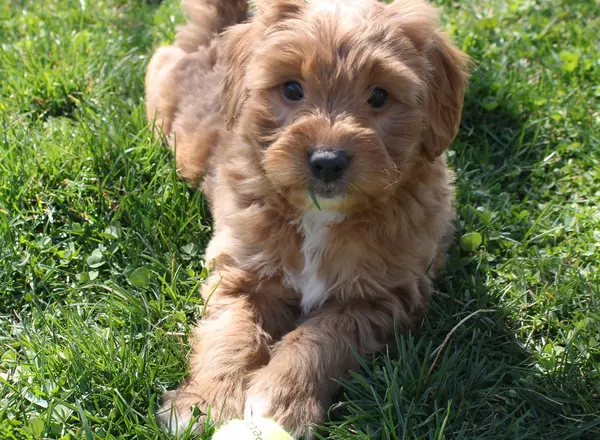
[213,418,293,440]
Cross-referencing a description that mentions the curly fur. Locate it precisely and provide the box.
[145,0,468,437]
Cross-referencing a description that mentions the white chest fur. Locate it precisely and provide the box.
[284,210,343,315]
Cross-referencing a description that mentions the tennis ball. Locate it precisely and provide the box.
[213,418,293,440]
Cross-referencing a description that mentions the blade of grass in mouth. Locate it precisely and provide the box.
[308,186,322,211]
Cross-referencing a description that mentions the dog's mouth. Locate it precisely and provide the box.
[311,179,345,199]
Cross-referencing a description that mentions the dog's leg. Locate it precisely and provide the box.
[158,295,267,435]
[158,277,296,436]
[245,294,416,439]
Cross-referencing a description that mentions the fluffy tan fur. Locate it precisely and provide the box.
[145,0,468,437]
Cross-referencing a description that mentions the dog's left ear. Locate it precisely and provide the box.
[421,32,469,161]
[389,0,469,160]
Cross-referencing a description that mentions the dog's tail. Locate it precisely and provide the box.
[175,0,249,52]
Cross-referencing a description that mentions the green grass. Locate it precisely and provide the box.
[1,0,599,438]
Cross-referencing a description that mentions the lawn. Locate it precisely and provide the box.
[1,0,599,438]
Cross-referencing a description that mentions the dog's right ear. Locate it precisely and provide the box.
[223,22,254,129]
[223,1,306,129]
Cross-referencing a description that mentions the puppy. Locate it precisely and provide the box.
[145,0,468,437]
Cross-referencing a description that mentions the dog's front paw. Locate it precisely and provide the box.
[157,390,207,437]
[245,368,323,439]
[244,392,273,420]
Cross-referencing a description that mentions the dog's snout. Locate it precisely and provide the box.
[308,149,349,183]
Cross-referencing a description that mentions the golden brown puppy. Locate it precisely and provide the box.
[146,0,468,437]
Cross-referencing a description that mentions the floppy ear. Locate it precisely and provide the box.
[222,0,305,129]
[389,0,469,160]
[421,32,469,160]
[222,22,254,129]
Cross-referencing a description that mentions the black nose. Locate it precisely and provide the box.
[308,149,349,183]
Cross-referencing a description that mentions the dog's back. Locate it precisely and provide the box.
[145,0,248,184]
[175,0,248,53]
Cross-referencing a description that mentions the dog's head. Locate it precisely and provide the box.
[223,0,468,212]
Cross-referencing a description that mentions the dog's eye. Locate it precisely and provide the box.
[282,81,304,102]
[368,87,389,109]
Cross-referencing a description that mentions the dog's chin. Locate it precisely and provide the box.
[304,193,348,212]
[289,182,351,213]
